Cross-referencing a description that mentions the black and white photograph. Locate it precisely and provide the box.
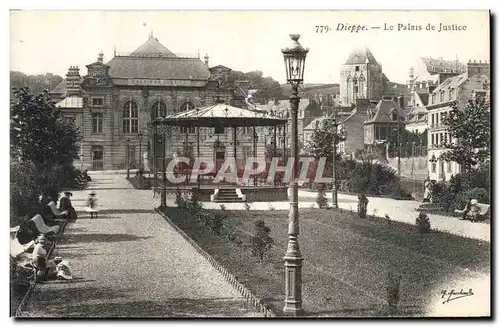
[9,9,491,318]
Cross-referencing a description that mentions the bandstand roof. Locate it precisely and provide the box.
[151,102,287,127]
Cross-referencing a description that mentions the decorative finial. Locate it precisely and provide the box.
[289,34,300,41]
[149,30,154,39]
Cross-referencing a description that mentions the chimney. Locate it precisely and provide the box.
[98,51,104,64]
[204,54,209,67]
[398,95,405,109]
[66,66,81,96]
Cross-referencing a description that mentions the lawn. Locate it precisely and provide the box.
[162,206,490,317]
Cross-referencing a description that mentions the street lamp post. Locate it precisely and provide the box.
[138,132,144,187]
[281,33,308,316]
[157,125,172,207]
[331,118,347,209]
[138,132,144,171]
[126,138,131,178]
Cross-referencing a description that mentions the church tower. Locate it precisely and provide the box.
[340,46,383,105]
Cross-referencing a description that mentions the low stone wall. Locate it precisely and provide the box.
[242,188,288,202]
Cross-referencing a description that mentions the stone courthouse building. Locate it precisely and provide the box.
[50,35,266,171]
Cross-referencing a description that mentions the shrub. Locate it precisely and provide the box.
[386,271,402,315]
[207,212,226,235]
[316,183,328,209]
[250,220,274,262]
[416,212,431,235]
[453,187,490,211]
[357,193,368,219]
[347,161,399,196]
[175,188,185,208]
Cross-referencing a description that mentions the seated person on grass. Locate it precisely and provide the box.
[32,235,73,282]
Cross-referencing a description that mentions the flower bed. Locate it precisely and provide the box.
[159,203,490,317]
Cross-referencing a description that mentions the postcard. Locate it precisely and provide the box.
[10,10,491,318]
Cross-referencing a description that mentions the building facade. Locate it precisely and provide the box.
[339,46,384,106]
[363,98,406,145]
[426,59,490,181]
[51,36,270,171]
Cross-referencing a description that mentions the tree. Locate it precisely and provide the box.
[11,88,81,165]
[305,118,342,164]
[250,220,274,263]
[10,88,82,219]
[441,98,490,176]
[227,70,283,104]
[10,71,63,96]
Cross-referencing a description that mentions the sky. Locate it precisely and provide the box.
[10,10,490,84]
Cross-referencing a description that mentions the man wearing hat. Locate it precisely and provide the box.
[59,191,77,221]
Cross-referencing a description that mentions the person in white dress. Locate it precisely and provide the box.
[85,191,99,218]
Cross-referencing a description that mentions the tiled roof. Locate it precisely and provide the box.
[304,117,325,130]
[107,56,209,80]
[365,99,405,124]
[419,57,466,74]
[344,46,378,65]
[50,79,66,94]
[432,73,467,94]
[154,102,286,127]
[264,99,310,112]
[106,37,209,80]
[418,93,429,106]
[130,37,176,57]
[55,96,83,108]
[49,78,84,96]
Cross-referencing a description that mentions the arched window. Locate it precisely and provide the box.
[179,101,196,112]
[123,101,138,134]
[358,75,365,97]
[353,78,358,95]
[151,100,167,119]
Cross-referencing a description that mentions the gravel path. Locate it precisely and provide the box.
[19,174,263,318]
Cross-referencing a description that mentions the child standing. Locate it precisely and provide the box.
[85,191,99,219]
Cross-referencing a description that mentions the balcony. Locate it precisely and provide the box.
[428,123,447,131]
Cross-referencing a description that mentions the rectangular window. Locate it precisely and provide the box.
[431,162,437,173]
[214,126,225,134]
[92,113,103,133]
[440,92,444,102]
[92,98,104,106]
[355,66,360,72]
[181,126,196,134]
[241,146,252,159]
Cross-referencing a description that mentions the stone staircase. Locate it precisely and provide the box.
[213,188,245,203]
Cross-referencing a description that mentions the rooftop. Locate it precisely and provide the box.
[344,46,378,65]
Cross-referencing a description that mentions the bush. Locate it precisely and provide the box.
[357,193,368,219]
[386,271,402,314]
[250,220,274,262]
[175,189,185,208]
[316,183,328,209]
[207,212,226,235]
[416,212,431,235]
[453,187,490,211]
